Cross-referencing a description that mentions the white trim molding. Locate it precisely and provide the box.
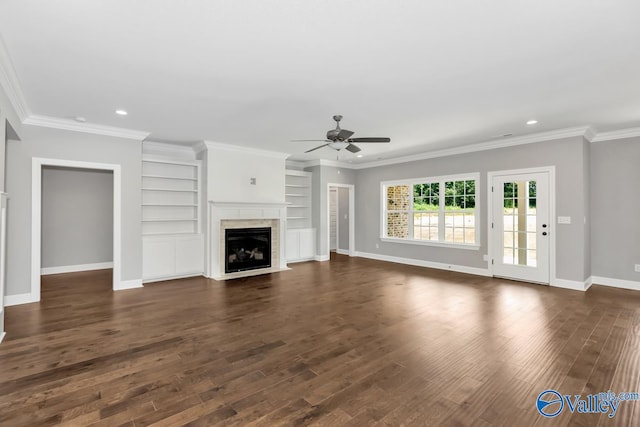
[24,115,149,141]
[355,251,491,277]
[114,279,144,291]
[41,262,114,276]
[32,158,123,301]
[591,276,640,292]
[204,140,290,160]
[591,127,640,143]
[326,183,356,258]
[294,125,640,170]
[5,292,38,306]
[0,33,30,121]
[551,278,592,292]
[314,255,330,262]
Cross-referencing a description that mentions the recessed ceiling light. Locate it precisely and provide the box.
[115,109,128,116]
[356,154,363,158]
[526,119,538,125]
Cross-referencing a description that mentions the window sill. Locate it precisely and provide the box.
[380,237,481,251]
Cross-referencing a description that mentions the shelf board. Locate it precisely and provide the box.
[142,188,197,193]
[287,205,308,208]
[142,174,197,181]
[285,184,309,188]
[143,204,198,207]
[285,194,306,197]
[142,218,198,222]
[287,216,307,219]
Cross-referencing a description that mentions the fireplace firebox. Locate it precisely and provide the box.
[225,227,272,273]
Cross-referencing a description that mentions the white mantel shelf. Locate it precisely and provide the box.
[207,201,289,280]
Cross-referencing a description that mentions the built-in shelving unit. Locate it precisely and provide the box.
[142,158,201,236]
[285,170,311,229]
[141,155,204,282]
[285,170,316,262]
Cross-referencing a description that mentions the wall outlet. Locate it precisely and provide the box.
[250,177,256,185]
[558,216,571,224]
[375,243,379,249]
[635,264,640,273]
[483,254,488,261]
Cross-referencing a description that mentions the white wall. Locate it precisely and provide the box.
[205,142,287,203]
[41,166,113,269]
[5,125,142,297]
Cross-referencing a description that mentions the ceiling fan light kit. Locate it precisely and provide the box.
[293,115,391,155]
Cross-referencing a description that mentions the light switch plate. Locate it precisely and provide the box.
[558,216,571,224]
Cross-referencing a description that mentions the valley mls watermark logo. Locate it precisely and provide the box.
[536,389,640,418]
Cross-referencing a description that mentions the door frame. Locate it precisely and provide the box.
[326,183,355,257]
[487,166,556,284]
[31,158,122,301]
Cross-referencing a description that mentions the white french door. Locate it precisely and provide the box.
[491,171,550,284]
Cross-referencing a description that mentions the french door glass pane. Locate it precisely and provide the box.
[503,180,537,267]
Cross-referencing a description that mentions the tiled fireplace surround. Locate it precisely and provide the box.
[207,202,289,280]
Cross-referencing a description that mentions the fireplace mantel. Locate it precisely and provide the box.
[207,201,289,280]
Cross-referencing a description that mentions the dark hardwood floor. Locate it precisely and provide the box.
[1,254,639,426]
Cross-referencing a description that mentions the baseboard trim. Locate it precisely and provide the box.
[41,262,114,275]
[114,279,143,291]
[314,255,330,262]
[0,332,5,344]
[286,258,315,264]
[336,249,349,255]
[551,278,591,292]
[5,292,38,306]
[591,276,640,291]
[143,273,204,284]
[354,251,491,277]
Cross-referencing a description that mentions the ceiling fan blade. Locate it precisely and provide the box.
[347,137,391,143]
[291,139,331,142]
[337,129,355,140]
[305,143,330,153]
[345,143,361,153]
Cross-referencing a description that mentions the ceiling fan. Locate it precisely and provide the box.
[292,115,390,154]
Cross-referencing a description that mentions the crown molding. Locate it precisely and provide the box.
[591,126,640,143]
[0,33,31,121]
[203,140,290,159]
[583,126,597,142]
[23,114,150,140]
[348,126,591,170]
[142,140,198,159]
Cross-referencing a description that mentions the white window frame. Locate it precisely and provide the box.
[380,173,481,250]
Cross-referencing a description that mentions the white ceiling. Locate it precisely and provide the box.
[1,1,639,163]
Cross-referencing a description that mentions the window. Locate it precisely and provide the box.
[382,174,479,247]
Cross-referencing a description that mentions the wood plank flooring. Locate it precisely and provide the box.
[1,254,639,426]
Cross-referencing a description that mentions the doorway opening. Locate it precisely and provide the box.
[31,158,122,302]
[327,183,355,258]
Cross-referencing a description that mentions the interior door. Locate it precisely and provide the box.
[492,172,550,284]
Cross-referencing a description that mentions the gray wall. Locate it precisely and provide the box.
[590,136,640,281]
[306,165,356,257]
[338,187,350,251]
[355,136,590,282]
[5,125,142,296]
[41,166,113,269]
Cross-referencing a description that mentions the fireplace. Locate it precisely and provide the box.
[225,227,272,273]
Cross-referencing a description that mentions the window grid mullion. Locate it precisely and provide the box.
[438,181,445,242]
